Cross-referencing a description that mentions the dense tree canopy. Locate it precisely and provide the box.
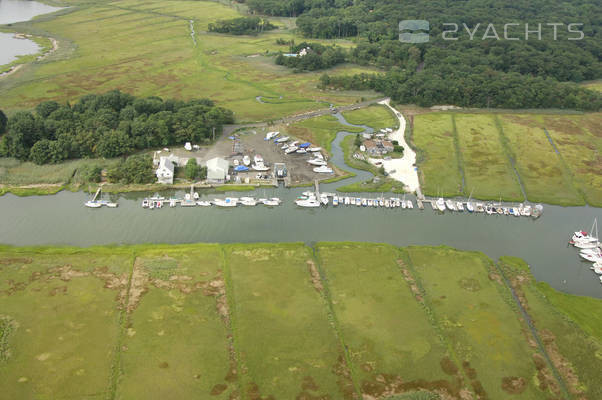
[107,154,155,184]
[253,0,602,109]
[208,16,276,35]
[0,109,7,134]
[0,91,234,164]
[275,42,346,71]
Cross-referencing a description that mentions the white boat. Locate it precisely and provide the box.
[242,155,251,166]
[466,202,474,212]
[252,163,270,171]
[384,199,390,208]
[333,196,339,206]
[590,266,602,275]
[253,155,264,164]
[307,159,327,166]
[265,131,279,140]
[350,197,355,205]
[281,144,289,150]
[106,202,118,208]
[296,148,307,154]
[193,192,199,200]
[142,199,149,208]
[308,147,322,152]
[321,194,329,205]
[344,197,350,205]
[401,200,407,209]
[262,197,281,206]
[456,201,464,211]
[196,200,211,206]
[407,200,414,209]
[580,252,602,263]
[367,199,373,207]
[85,200,102,208]
[213,197,238,207]
[475,203,484,213]
[436,198,446,212]
[314,166,333,174]
[289,141,299,147]
[240,197,257,206]
[532,204,543,218]
[574,241,599,249]
[520,204,532,217]
[275,136,289,143]
[285,146,298,154]
[169,199,177,207]
[361,198,367,207]
[296,198,321,207]
[445,199,456,211]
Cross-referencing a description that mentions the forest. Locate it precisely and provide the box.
[247,0,602,110]
[0,91,234,165]
[208,16,276,35]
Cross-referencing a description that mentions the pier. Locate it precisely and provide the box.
[314,179,320,199]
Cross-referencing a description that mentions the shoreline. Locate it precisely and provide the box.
[0,34,59,78]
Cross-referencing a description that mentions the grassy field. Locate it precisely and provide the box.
[542,114,602,207]
[454,114,524,202]
[0,0,381,122]
[406,246,553,399]
[412,113,463,197]
[1,243,600,399]
[499,256,602,399]
[283,114,364,155]
[224,243,344,398]
[341,104,398,131]
[497,115,584,206]
[582,80,602,92]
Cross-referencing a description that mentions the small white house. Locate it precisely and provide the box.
[206,157,230,183]
[156,156,175,184]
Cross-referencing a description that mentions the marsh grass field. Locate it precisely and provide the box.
[341,104,398,131]
[0,0,380,122]
[413,111,601,205]
[1,242,600,399]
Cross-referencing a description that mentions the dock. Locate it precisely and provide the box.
[416,187,425,210]
[314,179,320,199]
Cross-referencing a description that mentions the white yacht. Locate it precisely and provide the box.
[307,159,327,166]
[252,162,270,171]
[436,198,446,212]
[262,198,281,206]
[296,148,307,154]
[275,136,289,143]
[285,146,298,154]
[213,198,238,207]
[196,200,211,206]
[313,166,333,173]
[240,197,257,206]
[242,155,251,166]
[456,201,464,211]
[85,200,102,208]
[296,198,321,207]
[308,147,322,152]
[445,199,456,211]
[407,200,414,209]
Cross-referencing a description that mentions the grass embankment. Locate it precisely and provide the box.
[1,243,600,399]
[0,0,381,122]
[413,111,601,206]
[0,35,53,75]
[341,104,398,131]
[0,157,120,196]
[284,114,364,155]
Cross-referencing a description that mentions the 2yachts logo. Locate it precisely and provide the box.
[399,20,585,43]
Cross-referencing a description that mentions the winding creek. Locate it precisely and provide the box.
[0,0,62,66]
[1,112,601,299]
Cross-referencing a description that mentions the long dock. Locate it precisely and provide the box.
[314,179,320,199]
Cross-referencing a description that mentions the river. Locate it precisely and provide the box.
[0,112,600,299]
[0,0,62,66]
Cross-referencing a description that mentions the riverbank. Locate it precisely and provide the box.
[0,34,58,78]
[1,242,599,399]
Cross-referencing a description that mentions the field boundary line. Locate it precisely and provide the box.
[311,245,363,398]
[542,127,587,205]
[450,114,466,195]
[106,250,137,400]
[493,260,571,400]
[220,246,245,399]
[493,116,528,201]
[399,249,475,396]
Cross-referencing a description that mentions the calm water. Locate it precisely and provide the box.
[0,113,600,299]
[0,0,62,65]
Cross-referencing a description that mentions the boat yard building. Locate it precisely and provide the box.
[363,139,394,156]
[206,157,230,183]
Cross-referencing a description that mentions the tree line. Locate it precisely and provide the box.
[0,91,234,164]
[245,0,602,110]
[208,16,276,35]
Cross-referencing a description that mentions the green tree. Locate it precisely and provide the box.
[185,158,200,180]
[0,109,7,134]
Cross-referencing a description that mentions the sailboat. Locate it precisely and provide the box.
[466,189,475,213]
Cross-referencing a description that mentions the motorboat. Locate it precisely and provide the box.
[401,200,406,209]
[344,197,350,205]
[436,198,446,212]
[213,198,238,207]
[407,200,414,209]
[240,197,257,206]
[85,200,102,208]
[169,199,177,208]
[445,199,456,211]
[356,198,361,206]
[242,155,251,166]
[475,203,485,213]
[532,204,543,218]
[196,200,211,206]
[395,198,401,207]
[281,144,289,150]
[307,159,327,166]
[106,202,118,208]
[314,166,333,173]
[289,141,299,147]
[520,204,532,217]
[254,155,264,164]
[142,199,149,208]
[296,148,307,154]
[263,197,281,206]
[503,207,510,215]
[367,199,373,207]
[456,201,464,211]
[265,131,279,140]
[361,198,367,207]
[193,192,199,200]
[485,204,494,215]
[350,197,355,205]
[252,163,270,171]
[496,206,504,215]
[296,198,321,207]
[285,146,298,154]
[574,241,599,249]
[308,147,322,152]
[333,196,339,206]
[466,202,474,213]
[321,194,329,205]
[275,136,289,143]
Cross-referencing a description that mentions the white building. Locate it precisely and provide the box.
[206,157,230,183]
[156,156,175,184]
